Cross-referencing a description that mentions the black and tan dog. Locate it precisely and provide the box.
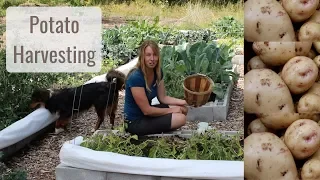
[30,69,126,133]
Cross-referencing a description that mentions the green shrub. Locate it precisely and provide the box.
[102,17,217,64]
[0,152,27,180]
[211,16,244,39]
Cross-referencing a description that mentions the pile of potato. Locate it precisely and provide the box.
[245,0,320,41]
[244,41,320,180]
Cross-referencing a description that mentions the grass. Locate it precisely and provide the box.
[0,0,243,30]
[101,0,243,30]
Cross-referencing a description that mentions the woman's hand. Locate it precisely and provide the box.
[175,99,188,106]
[170,106,182,113]
[180,100,188,106]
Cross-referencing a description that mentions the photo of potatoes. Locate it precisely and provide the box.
[244,41,320,180]
[244,0,320,42]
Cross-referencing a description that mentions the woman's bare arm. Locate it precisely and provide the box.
[157,80,187,106]
[131,87,179,116]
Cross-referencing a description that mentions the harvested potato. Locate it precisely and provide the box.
[297,93,320,114]
[247,56,268,71]
[301,158,320,180]
[296,41,313,56]
[252,42,296,66]
[244,69,299,129]
[244,0,296,41]
[247,118,274,135]
[307,49,317,59]
[259,112,300,130]
[282,0,319,23]
[244,132,299,180]
[298,91,320,121]
[281,56,318,94]
[284,119,320,160]
[311,148,320,160]
[299,113,320,122]
[308,10,320,23]
[306,81,320,96]
[298,21,320,41]
[314,55,320,68]
[314,42,320,54]
[308,49,317,59]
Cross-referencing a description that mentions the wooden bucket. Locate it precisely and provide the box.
[183,74,214,107]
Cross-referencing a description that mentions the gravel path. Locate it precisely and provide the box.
[5,65,244,180]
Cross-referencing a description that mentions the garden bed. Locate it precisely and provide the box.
[55,129,244,180]
[1,14,243,180]
[0,108,58,160]
[5,73,243,180]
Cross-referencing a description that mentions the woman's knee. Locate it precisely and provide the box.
[171,113,186,129]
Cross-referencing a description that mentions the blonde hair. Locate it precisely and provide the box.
[126,40,162,93]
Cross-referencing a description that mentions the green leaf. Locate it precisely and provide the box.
[149,146,159,158]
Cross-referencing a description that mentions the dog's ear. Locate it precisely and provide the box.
[30,88,50,109]
[31,88,50,102]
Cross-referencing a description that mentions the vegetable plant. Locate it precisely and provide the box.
[80,129,243,161]
[160,41,239,100]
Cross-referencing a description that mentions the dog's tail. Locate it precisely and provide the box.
[106,69,126,91]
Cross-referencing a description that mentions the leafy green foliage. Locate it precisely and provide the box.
[0,152,27,180]
[102,17,218,65]
[102,17,166,64]
[80,129,243,161]
[160,41,239,100]
[212,16,244,39]
[1,170,27,180]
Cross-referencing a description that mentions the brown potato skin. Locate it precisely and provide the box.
[244,132,299,180]
[284,119,320,160]
[281,56,318,94]
[244,0,296,42]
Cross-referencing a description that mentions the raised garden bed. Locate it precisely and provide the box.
[55,129,244,180]
[186,64,237,122]
[0,122,55,161]
[160,39,239,103]
[0,108,58,160]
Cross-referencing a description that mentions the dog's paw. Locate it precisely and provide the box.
[55,128,65,134]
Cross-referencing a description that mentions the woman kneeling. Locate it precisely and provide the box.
[124,40,188,136]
